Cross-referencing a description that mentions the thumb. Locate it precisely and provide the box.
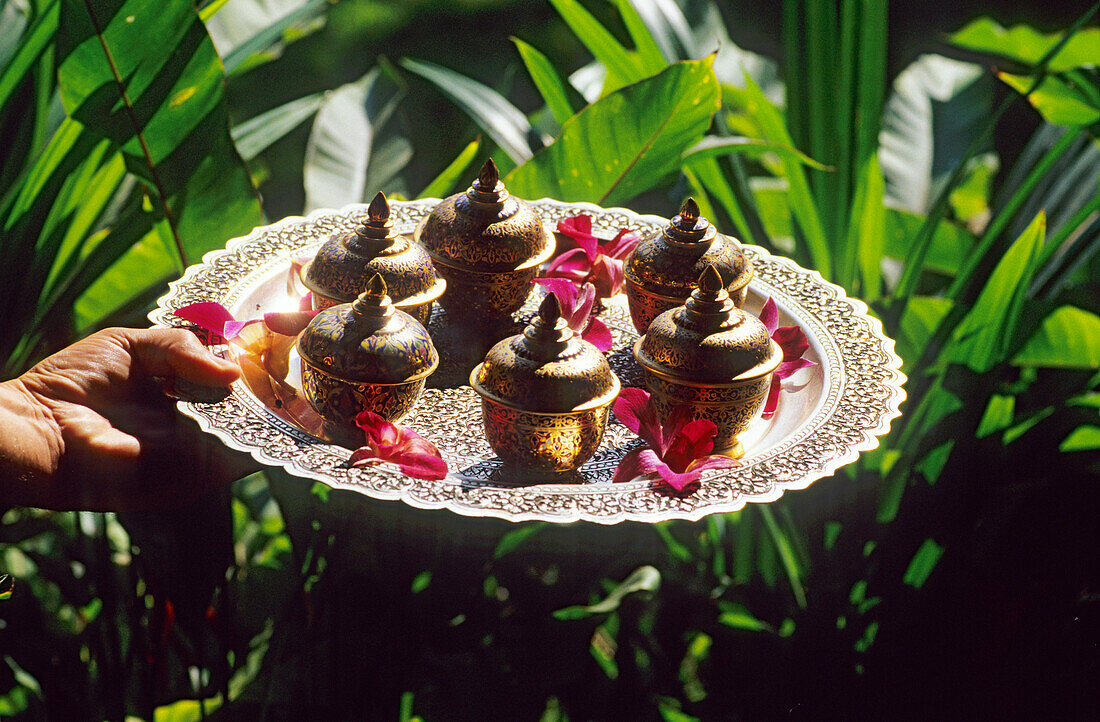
[123,327,241,387]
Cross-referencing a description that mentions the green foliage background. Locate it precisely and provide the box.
[1,0,1099,718]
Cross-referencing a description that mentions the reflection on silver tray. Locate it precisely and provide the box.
[150,199,905,524]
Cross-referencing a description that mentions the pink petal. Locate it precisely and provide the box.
[588,256,625,298]
[390,440,448,480]
[612,387,663,452]
[533,277,580,316]
[688,455,738,474]
[222,318,263,341]
[773,325,810,361]
[175,302,237,342]
[348,448,386,467]
[663,418,717,472]
[354,409,401,447]
[659,405,696,455]
[612,448,664,483]
[653,463,703,492]
[299,291,314,311]
[581,318,613,352]
[545,249,593,278]
[573,283,596,325]
[557,214,595,243]
[760,297,779,335]
[264,309,320,336]
[604,228,640,260]
[761,377,782,418]
[774,357,816,381]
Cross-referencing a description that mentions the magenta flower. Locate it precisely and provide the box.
[611,387,736,492]
[543,214,640,299]
[349,410,448,480]
[174,301,324,434]
[758,297,816,418]
[532,277,613,352]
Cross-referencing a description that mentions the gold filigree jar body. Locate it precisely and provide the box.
[634,266,781,458]
[297,276,439,435]
[303,192,445,325]
[470,294,621,477]
[624,198,753,333]
[416,159,554,326]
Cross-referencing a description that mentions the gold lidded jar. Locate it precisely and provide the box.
[415,158,554,326]
[302,191,445,326]
[624,197,753,333]
[297,274,439,434]
[633,265,781,458]
[470,293,621,478]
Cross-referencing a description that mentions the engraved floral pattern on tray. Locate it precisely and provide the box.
[150,199,906,524]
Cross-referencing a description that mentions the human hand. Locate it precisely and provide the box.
[0,327,257,511]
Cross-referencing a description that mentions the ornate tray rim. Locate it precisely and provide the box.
[150,199,906,525]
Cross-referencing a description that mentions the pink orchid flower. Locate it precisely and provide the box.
[611,387,736,492]
[174,301,323,434]
[349,410,448,480]
[288,255,315,310]
[532,278,613,352]
[758,297,816,418]
[544,214,640,299]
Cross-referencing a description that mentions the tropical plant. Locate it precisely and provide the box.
[2,0,1099,718]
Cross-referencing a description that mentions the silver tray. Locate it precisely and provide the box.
[150,199,905,524]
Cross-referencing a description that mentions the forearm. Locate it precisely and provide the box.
[0,378,59,508]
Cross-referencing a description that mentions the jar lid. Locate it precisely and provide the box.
[471,293,619,412]
[636,266,780,383]
[303,192,443,305]
[416,159,554,272]
[297,274,439,383]
[624,197,753,300]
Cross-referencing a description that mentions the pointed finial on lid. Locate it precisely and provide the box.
[677,197,701,230]
[367,191,390,224]
[538,290,562,324]
[478,158,499,189]
[697,264,724,298]
[365,272,387,299]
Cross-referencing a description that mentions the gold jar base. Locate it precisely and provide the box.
[301,361,425,431]
[480,399,611,476]
[432,261,538,326]
[639,369,772,458]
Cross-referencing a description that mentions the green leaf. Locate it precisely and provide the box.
[879,54,991,214]
[612,0,667,71]
[998,71,1100,128]
[716,601,771,632]
[950,17,1100,73]
[946,212,1045,373]
[738,72,830,277]
[976,394,1016,439]
[56,0,261,270]
[896,296,952,371]
[400,57,535,165]
[493,522,547,559]
[232,92,323,162]
[683,135,829,170]
[847,154,886,299]
[902,538,944,589]
[505,57,720,206]
[547,0,646,93]
[1012,305,1100,368]
[758,506,806,609]
[1061,425,1100,452]
[418,137,481,199]
[654,522,693,563]
[553,566,661,620]
[512,37,575,127]
[0,0,57,113]
[211,0,329,76]
[303,66,406,211]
